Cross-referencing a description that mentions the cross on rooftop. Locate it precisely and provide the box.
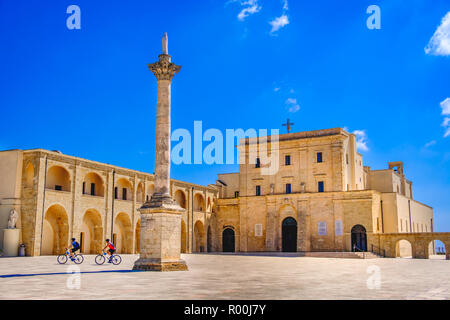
[282,118,294,133]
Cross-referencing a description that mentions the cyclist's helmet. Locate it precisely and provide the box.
[106,239,110,242]
[71,238,76,241]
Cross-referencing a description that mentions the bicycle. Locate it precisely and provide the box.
[95,251,122,265]
[57,249,84,264]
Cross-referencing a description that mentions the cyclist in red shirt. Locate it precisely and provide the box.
[103,239,116,263]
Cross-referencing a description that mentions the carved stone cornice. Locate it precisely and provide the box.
[148,54,181,81]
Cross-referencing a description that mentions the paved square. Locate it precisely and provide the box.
[0,253,449,300]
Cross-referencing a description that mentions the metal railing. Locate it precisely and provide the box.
[370,244,386,257]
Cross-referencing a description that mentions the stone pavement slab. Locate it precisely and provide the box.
[0,253,449,300]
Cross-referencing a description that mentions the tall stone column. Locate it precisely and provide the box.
[133,33,187,271]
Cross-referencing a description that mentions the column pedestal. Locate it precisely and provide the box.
[3,229,20,257]
[133,197,187,271]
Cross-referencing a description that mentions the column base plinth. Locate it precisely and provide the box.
[141,193,184,212]
[133,258,188,272]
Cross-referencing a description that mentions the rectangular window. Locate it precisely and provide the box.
[285,155,291,165]
[256,185,261,196]
[122,188,127,200]
[286,183,291,194]
[318,181,324,193]
[255,224,263,237]
[317,152,323,163]
[318,222,327,235]
[234,191,239,198]
[346,154,349,164]
[255,158,261,168]
[55,185,62,191]
[82,182,86,194]
[335,220,343,236]
[114,187,118,199]
[377,218,379,231]
[90,183,95,196]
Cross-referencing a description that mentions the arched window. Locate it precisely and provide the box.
[46,166,71,191]
[82,172,104,196]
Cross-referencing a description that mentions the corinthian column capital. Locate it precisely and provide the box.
[148,54,181,81]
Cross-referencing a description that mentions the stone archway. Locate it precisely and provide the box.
[175,190,187,209]
[194,194,205,212]
[282,217,297,252]
[25,162,34,188]
[395,239,413,258]
[428,240,446,260]
[46,166,71,191]
[222,228,235,252]
[42,204,69,255]
[136,183,144,203]
[194,221,205,252]
[113,212,133,253]
[351,224,367,252]
[80,209,103,254]
[82,172,104,196]
[116,178,133,201]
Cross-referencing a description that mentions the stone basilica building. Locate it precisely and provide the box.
[0,127,449,259]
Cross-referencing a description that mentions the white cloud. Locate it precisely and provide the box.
[425,12,450,56]
[424,140,437,148]
[445,127,450,138]
[282,0,289,10]
[269,14,289,34]
[236,0,261,21]
[352,129,369,152]
[274,87,280,92]
[441,98,450,115]
[286,98,300,113]
[440,98,450,138]
[443,117,450,127]
[443,117,450,138]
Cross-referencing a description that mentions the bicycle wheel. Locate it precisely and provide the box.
[111,255,122,265]
[74,254,84,264]
[57,255,68,264]
[95,254,106,265]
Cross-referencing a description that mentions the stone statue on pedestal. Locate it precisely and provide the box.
[7,209,18,229]
[300,182,306,193]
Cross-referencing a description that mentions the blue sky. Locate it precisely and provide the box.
[1,1,450,231]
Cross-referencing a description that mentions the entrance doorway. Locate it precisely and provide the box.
[222,228,235,252]
[351,225,367,251]
[282,217,297,252]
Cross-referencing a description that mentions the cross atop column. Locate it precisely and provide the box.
[282,118,294,133]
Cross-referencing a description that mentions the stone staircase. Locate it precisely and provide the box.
[302,251,383,259]
[353,251,381,259]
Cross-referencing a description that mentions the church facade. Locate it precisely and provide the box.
[213,128,436,256]
[0,127,446,258]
